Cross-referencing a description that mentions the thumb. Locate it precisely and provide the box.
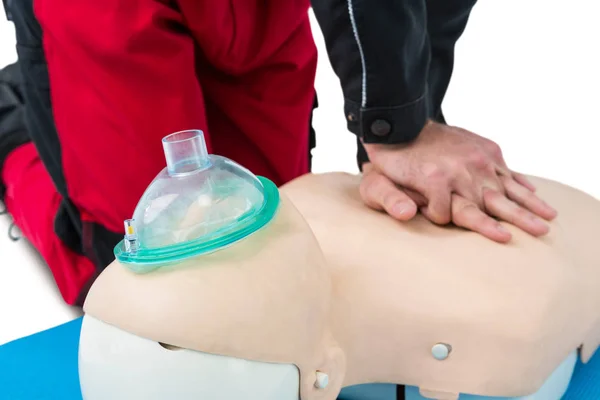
[360,171,418,221]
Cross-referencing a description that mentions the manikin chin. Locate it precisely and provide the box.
[77,133,600,400]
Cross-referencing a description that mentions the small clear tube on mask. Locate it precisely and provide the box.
[123,219,139,253]
[162,130,210,176]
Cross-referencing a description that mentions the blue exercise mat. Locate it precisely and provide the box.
[1,318,599,399]
[562,350,600,400]
[0,318,84,400]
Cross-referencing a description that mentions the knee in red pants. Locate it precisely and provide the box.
[2,143,97,305]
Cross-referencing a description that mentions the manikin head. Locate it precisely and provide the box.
[79,130,600,400]
[79,130,345,400]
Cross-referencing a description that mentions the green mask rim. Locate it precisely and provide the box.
[114,176,280,273]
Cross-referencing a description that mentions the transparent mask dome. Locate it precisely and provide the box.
[114,130,280,273]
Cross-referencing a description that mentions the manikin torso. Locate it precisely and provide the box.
[79,172,600,400]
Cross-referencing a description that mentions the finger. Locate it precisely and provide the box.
[452,167,484,207]
[512,172,537,192]
[420,188,453,225]
[455,160,502,208]
[451,194,512,243]
[360,173,418,221]
[399,187,428,207]
[501,176,557,220]
[483,188,550,237]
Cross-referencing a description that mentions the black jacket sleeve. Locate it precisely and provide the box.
[311,0,431,146]
[3,0,13,20]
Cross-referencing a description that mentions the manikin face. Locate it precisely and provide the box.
[79,194,346,400]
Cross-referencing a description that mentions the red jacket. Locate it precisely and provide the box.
[35,0,318,235]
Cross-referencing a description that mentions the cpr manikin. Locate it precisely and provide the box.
[78,130,600,400]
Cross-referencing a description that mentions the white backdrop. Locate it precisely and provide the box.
[1,1,599,344]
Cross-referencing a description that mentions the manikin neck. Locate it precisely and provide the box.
[79,315,302,400]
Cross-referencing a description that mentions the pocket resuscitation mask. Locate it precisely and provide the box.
[113,129,280,273]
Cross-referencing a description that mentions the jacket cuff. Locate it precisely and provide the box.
[344,92,429,145]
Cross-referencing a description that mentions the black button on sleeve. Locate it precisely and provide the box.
[370,119,391,137]
[344,95,429,145]
[360,94,429,144]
